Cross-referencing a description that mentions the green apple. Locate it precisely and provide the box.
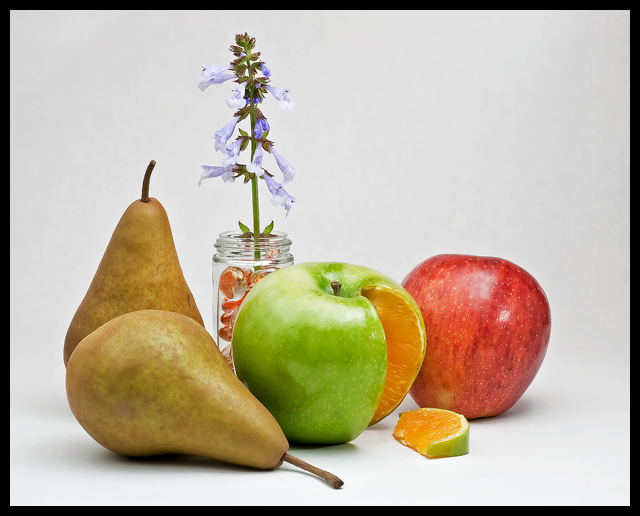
[232,262,409,445]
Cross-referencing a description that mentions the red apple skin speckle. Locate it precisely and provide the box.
[402,254,551,419]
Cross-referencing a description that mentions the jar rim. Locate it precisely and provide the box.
[214,230,292,253]
[216,229,291,241]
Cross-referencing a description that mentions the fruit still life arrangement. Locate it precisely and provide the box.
[62,34,552,491]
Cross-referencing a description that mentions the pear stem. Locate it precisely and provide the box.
[141,160,156,203]
[281,452,344,489]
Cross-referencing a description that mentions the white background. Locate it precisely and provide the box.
[11,10,629,505]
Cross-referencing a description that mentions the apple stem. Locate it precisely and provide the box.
[281,452,344,489]
[141,160,156,203]
[331,281,342,296]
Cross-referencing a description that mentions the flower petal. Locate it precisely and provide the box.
[265,85,295,111]
[223,139,243,166]
[271,147,295,184]
[246,142,264,174]
[198,64,235,91]
[199,164,236,186]
[214,116,240,153]
[226,81,247,109]
[263,173,296,216]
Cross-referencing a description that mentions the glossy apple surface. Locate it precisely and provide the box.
[402,254,551,419]
[232,262,409,444]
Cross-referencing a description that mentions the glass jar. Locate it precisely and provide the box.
[212,230,293,367]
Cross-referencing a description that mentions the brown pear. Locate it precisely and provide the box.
[66,310,343,488]
[64,161,204,366]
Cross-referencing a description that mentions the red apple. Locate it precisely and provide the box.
[402,254,551,419]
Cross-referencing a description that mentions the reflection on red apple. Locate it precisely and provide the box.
[402,254,551,419]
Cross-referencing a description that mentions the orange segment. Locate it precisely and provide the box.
[394,408,469,458]
[360,284,426,426]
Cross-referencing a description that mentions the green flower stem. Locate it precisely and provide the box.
[248,70,261,261]
[251,176,260,261]
[250,109,260,236]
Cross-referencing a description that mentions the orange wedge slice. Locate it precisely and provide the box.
[360,284,426,426]
[394,407,469,458]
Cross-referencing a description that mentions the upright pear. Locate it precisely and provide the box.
[64,161,203,366]
[66,310,342,488]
